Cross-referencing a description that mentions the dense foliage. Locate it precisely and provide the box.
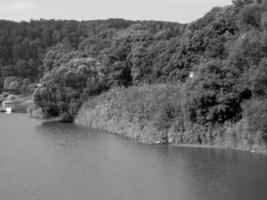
[1,0,267,140]
[77,84,266,151]
[33,57,106,121]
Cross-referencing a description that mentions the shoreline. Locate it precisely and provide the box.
[172,143,267,155]
[75,118,267,155]
[6,109,266,155]
[0,96,33,113]
[74,85,267,155]
[18,103,267,155]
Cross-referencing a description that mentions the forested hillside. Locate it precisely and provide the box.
[0,18,185,120]
[2,0,267,148]
[0,19,184,87]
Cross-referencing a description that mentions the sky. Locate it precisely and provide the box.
[0,0,232,23]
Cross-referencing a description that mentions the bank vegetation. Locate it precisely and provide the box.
[1,0,267,152]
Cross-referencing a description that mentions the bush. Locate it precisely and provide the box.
[182,61,242,125]
[19,79,36,95]
[33,57,106,122]
[4,76,21,90]
[243,99,267,135]
[249,58,267,98]
[80,84,182,130]
[238,3,264,28]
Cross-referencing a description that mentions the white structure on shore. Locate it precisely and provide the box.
[2,101,15,113]
[6,107,12,114]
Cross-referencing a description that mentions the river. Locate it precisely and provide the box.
[0,114,267,200]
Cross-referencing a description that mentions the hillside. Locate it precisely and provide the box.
[0,19,184,87]
[2,0,267,151]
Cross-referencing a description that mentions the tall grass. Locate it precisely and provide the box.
[76,84,267,152]
[76,84,182,143]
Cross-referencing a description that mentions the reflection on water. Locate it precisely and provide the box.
[1,114,267,200]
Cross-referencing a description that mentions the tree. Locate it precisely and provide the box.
[42,28,53,47]
[182,61,246,125]
[238,3,264,28]
[33,57,105,122]
[250,58,267,98]
[4,76,21,90]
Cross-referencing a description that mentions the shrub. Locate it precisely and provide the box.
[19,79,36,95]
[182,61,243,125]
[238,3,264,28]
[4,76,21,90]
[249,58,267,98]
[242,99,267,136]
[33,57,105,122]
[80,84,182,130]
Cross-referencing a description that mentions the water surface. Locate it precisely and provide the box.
[1,114,267,200]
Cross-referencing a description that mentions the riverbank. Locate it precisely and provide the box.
[0,94,33,113]
[75,85,267,154]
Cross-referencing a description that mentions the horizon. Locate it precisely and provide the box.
[0,0,232,23]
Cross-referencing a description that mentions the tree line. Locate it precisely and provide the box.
[1,0,267,136]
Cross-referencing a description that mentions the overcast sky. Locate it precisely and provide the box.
[0,0,232,23]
